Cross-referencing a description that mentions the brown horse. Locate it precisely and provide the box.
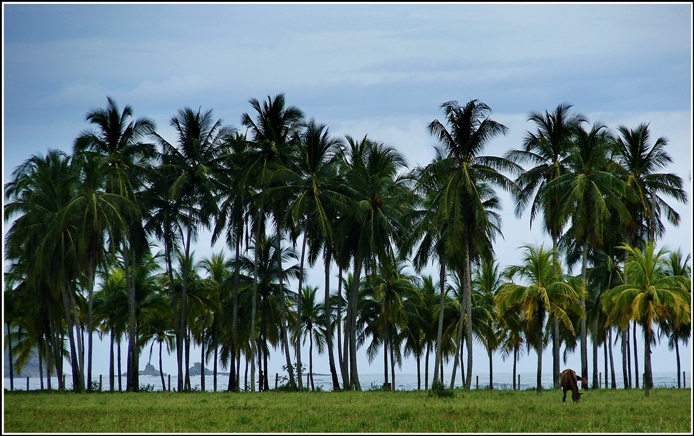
[560,369,587,405]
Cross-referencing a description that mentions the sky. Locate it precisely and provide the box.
[2,2,692,384]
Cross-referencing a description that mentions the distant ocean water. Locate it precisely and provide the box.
[3,371,686,392]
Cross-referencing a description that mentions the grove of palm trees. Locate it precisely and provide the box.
[4,94,691,397]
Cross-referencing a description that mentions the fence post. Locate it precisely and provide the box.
[99,374,102,391]
[168,374,171,391]
[599,372,601,389]
[518,374,520,390]
[476,375,479,390]
[27,377,30,391]
[275,373,278,390]
[683,371,686,389]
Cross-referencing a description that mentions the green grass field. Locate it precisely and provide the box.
[3,388,692,433]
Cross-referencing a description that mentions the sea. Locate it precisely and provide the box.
[3,371,686,392]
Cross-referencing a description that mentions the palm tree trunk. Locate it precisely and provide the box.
[644,327,652,396]
[513,346,518,390]
[349,259,362,391]
[295,225,310,391]
[621,329,629,389]
[159,342,166,391]
[626,324,632,388]
[551,235,561,389]
[609,328,616,389]
[592,318,599,389]
[449,302,465,390]
[86,255,96,392]
[675,340,681,388]
[488,348,493,389]
[309,334,315,391]
[580,242,588,383]
[424,343,430,390]
[337,263,348,388]
[632,320,639,388]
[383,326,389,387]
[536,343,543,394]
[6,324,14,391]
[276,229,297,390]
[249,215,261,393]
[109,331,115,391]
[117,338,122,391]
[463,237,473,390]
[61,284,83,392]
[200,330,206,392]
[324,247,341,391]
[434,263,446,384]
[603,335,608,389]
[229,228,241,392]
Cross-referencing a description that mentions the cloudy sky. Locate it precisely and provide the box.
[3,2,692,383]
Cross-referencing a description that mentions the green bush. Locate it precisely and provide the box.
[429,378,454,398]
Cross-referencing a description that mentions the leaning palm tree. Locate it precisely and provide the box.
[496,244,585,394]
[425,99,522,388]
[505,102,587,388]
[601,242,691,396]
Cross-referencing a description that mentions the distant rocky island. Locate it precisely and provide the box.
[5,350,227,379]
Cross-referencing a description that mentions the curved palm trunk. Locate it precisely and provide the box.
[433,263,446,385]
[337,264,349,388]
[159,342,166,391]
[551,235,561,389]
[275,231,297,390]
[609,328,616,389]
[580,242,588,383]
[463,237,473,390]
[324,247,341,391]
[449,303,465,390]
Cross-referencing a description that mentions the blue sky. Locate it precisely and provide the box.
[3,2,692,383]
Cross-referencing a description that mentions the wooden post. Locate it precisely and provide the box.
[518,374,520,390]
[275,373,279,390]
[168,374,171,392]
[306,372,309,389]
[683,371,686,389]
[27,377,30,391]
[99,375,103,391]
[599,372,601,389]
[476,375,479,390]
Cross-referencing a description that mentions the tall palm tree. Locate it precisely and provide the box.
[496,244,585,394]
[74,96,156,392]
[548,122,630,383]
[334,135,413,390]
[425,99,521,388]
[241,93,304,391]
[505,102,586,387]
[5,150,83,391]
[150,106,234,391]
[601,242,690,396]
[281,119,345,390]
[472,257,503,389]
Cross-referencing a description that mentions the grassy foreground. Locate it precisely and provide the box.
[3,387,692,433]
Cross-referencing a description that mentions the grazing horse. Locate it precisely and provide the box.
[560,369,587,405]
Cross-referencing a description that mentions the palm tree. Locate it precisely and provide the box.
[602,242,690,396]
[660,249,691,388]
[472,258,503,389]
[240,93,304,391]
[505,102,587,387]
[149,106,234,391]
[281,119,346,390]
[613,123,688,246]
[496,244,585,394]
[74,96,156,392]
[334,135,413,390]
[296,285,327,391]
[548,122,630,383]
[425,99,521,388]
[4,150,83,391]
